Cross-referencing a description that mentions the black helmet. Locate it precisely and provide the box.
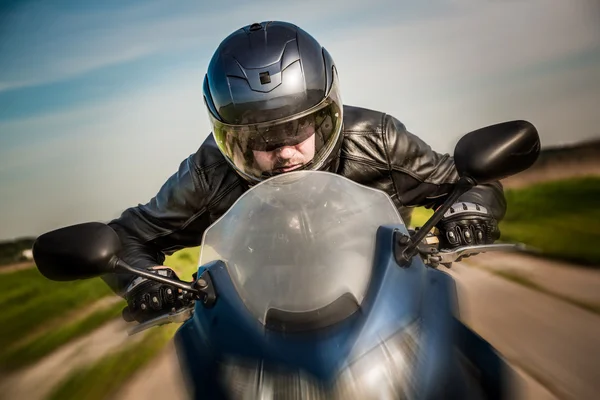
[203,21,344,184]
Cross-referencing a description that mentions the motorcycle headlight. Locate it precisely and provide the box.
[218,323,421,399]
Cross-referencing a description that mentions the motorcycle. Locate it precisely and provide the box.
[32,120,540,399]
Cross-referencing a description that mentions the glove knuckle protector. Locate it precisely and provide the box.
[123,267,183,323]
[436,202,499,249]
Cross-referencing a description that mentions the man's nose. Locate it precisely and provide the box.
[276,146,295,159]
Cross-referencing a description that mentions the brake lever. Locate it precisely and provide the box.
[127,306,194,336]
[418,241,528,268]
[437,243,527,264]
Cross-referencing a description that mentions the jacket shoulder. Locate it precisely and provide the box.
[339,104,459,185]
[193,134,229,171]
[109,134,245,252]
[342,105,387,134]
[189,135,247,206]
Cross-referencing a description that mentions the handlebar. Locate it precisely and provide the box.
[124,237,529,335]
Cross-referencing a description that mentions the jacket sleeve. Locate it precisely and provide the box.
[102,152,214,297]
[383,114,507,220]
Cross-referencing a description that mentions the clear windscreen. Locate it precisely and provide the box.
[198,171,404,325]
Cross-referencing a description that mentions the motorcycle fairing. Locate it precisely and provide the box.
[173,224,484,398]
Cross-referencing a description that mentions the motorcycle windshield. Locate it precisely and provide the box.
[199,171,403,326]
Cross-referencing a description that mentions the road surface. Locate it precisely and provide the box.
[447,259,600,400]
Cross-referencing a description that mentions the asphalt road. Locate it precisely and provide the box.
[446,260,600,400]
[114,253,600,400]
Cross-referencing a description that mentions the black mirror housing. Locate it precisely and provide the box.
[33,222,121,281]
[454,120,540,184]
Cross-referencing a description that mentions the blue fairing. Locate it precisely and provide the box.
[173,224,469,398]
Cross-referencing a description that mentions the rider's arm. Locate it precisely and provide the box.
[382,114,507,220]
[102,153,208,296]
[102,138,246,297]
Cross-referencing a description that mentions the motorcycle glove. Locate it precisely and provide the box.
[122,267,187,323]
[435,202,500,250]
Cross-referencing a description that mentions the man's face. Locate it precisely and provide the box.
[253,134,316,174]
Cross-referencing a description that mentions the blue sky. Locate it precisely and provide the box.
[1,0,600,240]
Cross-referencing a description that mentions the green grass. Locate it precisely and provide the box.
[0,245,199,371]
[500,177,600,266]
[0,243,199,398]
[0,299,126,371]
[0,267,114,350]
[410,207,434,229]
[163,246,201,280]
[408,177,600,266]
[0,237,35,266]
[47,323,180,400]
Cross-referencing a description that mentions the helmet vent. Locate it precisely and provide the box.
[259,71,271,84]
[249,23,263,31]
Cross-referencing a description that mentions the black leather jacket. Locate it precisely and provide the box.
[103,105,506,295]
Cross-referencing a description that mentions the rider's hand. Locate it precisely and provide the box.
[435,202,500,250]
[122,267,186,323]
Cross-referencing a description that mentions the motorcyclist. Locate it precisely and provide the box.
[105,21,505,324]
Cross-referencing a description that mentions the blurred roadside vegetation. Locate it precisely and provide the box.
[47,323,181,400]
[0,237,35,266]
[45,247,201,399]
[0,246,200,400]
[0,246,200,368]
[0,267,115,357]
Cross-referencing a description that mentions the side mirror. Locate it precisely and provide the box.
[396,120,540,264]
[454,120,540,184]
[33,222,121,281]
[32,222,206,299]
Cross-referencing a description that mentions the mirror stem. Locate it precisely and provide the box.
[114,259,200,294]
[401,176,476,261]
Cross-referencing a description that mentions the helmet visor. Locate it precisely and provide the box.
[210,75,343,182]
